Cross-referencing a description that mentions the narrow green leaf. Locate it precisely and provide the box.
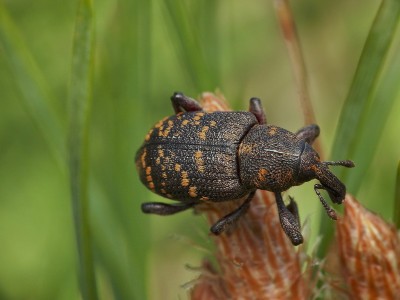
[318,0,400,257]
[67,0,97,299]
[345,44,400,193]
[0,4,65,168]
[163,0,217,91]
[331,0,400,174]
[395,161,400,229]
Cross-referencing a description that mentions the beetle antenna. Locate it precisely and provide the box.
[323,160,354,168]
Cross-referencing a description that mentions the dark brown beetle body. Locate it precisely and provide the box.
[136,93,354,245]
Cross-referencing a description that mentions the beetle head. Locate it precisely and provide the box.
[299,143,354,204]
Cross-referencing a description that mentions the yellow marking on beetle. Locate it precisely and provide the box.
[161,182,166,186]
[181,119,190,127]
[198,126,209,140]
[194,121,200,125]
[200,196,209,201]
[160,188,167,194]
[257,168,268,182]
[154,119,164,129]
[145,129,153,141]
[193,115,202,121]
[161,164,166,171]
[148,182,155,190]
[268,126,277,136]
[155,157,161,165]
[188,186,198,197]
[140,149,147,168]
[162,172,168,179]
[158,149,164,158]
[181,171,190,187]
[239,143,253,154]
[145,166,152,175]
[157,119,174,137]
[196,112,205,117]
[146,175,153,183]
[175,163,181,172]
[194,150,205,173]
[210,120,217,127]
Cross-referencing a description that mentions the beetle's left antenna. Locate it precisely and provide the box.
[323,160,355,168]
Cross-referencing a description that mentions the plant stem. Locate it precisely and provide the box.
[68,0,98,298]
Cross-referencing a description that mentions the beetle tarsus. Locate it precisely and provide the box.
[275,193,303,246]
[210,191,256,235]
[171,92,203,113]
[314,184,338,220]
[141,201,198,215]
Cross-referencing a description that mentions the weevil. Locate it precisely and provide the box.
[136,92,354,245]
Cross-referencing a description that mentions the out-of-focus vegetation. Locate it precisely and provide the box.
[0,0,399,299]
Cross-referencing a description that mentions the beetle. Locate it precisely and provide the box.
[136,92,354,245]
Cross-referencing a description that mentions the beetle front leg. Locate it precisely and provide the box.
[249,97,267,125]
[210,191,256,235]
[141,201,198,215]
[296,124,320,145]
[314,184,338,220]
[275,192,303,246]
[287,196,301,229]
[171,92,203,113]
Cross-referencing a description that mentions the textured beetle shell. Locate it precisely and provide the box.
[239,125,305,191]
[136,111,258,202]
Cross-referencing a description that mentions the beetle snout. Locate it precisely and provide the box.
[315,165,346,204]
[325,182,346,204]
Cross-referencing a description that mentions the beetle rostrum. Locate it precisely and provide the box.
[136,92,355,245]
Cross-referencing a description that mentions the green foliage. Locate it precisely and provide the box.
[318,0,400,255]
[68,0,97,298]
[0,0,399,299]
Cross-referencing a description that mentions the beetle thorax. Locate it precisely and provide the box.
[238,125,304,192]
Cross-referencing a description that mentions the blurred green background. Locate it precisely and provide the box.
[0,0,399,299]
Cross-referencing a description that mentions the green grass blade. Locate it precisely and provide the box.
[345,45,400,193]
[0,5,65,168]
[67,0,97,299]
[395,161,400,229]
[163,0,217,91]
[331,0,400,173]
[318,0,400,257]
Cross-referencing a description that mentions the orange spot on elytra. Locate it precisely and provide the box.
[210,120,217,127]
[145,129,153,141]
[140,149,147,168]
[175,163,181,172]
[198,126,209,140]
[188,186,197,197]
[145,166,151,175]
[181,171,190,187]
[194,150,205,173]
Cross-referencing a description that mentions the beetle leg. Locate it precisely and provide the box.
[314,184,338,220]
[295,124,320,145]
[287,196,301,229]
[171,92,203,113]
[141,201,198,215]
[275,192,303,246]
[249,97,267,125]
[210,191,256,235]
